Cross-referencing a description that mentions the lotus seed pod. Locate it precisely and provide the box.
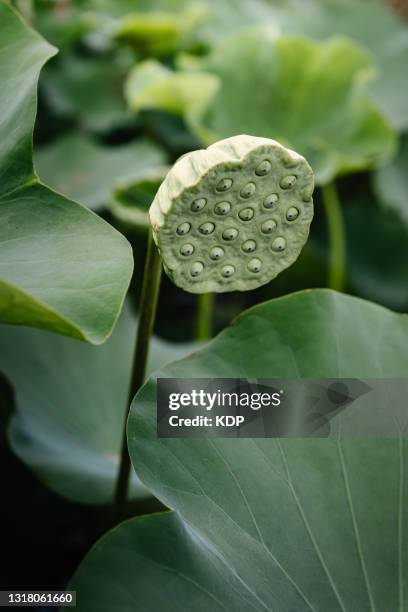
[149,135,314,293]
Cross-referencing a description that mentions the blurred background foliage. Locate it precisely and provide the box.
[1,0,408,595]
[26,0,408,337]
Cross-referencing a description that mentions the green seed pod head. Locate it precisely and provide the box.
[149,135,314,293]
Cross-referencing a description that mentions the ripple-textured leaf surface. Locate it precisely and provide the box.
[0,2,133,343]
[0,303,198,504]
[70,290,408,610]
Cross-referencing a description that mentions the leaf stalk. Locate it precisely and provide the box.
[113,231,162,519]
[196,293,214,341]
[321,180,346,292]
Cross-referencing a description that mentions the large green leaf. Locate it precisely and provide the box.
[374,135,408,225]
[127,33,395,184]
[0,2,133,343]
[35,135,166,211]
[41,50,133,132]
[71,290,408,610]
[36,0,408,129]
[0,302,198,504]
[277,0,408,130]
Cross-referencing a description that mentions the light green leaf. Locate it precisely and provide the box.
[125,59,219,116]
[191,32,396,184]
[110,166,169,229]
[0,302,199,504]
[374,136,408,225]
[278,0,408,130]
[35,135,166,211]
[71,289,408,610]
[115,4,208,58]
[0,2,133,343]
[126,0,408,130]
[127,33,395,184]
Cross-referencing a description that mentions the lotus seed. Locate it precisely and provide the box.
[238,207,254,221]
[261,219,277,234]
[286,207,300,221]
[263,194,279,209]
[280,175,297,189]
[210,246,225,260]
[216,178,233,192]
[222,265,235,277]
[248,258,262,273]
[180,243,194,256]
[191,198,206,212]
[255,160,271,176]
[214,201,231,215]
[177,222,191,236]
[199,222,215,235]
[242,239,257,253]
[272,237,286,252]
[191,261,204,276]
[240,182,256,199]
[149,135,314,293]
[222,228,239,241]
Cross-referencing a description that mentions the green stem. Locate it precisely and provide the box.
[113,231,162,519]
[321,180,346,292]
[196,293,215,341]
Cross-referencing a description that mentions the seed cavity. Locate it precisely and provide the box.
[222,228,238,241]
[238,207,254,221]
[176,222,191,236]
[180,243,194,256]
[248,258,262,273]
[261,219,277,234]
[199,222,215,235]
[263,194,279,209]
[286,207,300,221]
[191,198,206,212]
[190,261,204,277]
[222,265,235,278]
[242,239,257,253]
[210,246,224,260]
[272,237,286,252]
[216,178,233,192]
[280,175,297,189]
[255,160,271,176]
[215,201,231,215]
[240,182,256,199]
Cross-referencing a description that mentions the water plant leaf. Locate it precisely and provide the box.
[41,51,132,132]
[35,135,166,211]
[0,2,133,343]
[70,289,408,609]
[111,166,169,230]
[114,4,207,58]
[374,136,408,226]
[0,303,198,504]
[278,0,408,130]
[125,59,219,116]
[125,0,408,130]
[127,33,396,184]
